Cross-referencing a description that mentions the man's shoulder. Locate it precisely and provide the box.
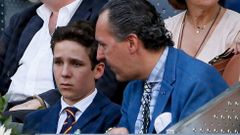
[170,48,228,91]
[173,48,218,76]
[78,0,107,11]
[91,0,108,7]
[12,3,41,19]
[167,48,227,88]
[7,3,41,29]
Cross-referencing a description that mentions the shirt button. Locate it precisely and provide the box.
[160,91,166,95]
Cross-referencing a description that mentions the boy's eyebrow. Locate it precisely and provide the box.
[69,58,85,63]
[53,56,84,62]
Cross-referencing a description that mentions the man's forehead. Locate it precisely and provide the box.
[96,11,110,33]
[98,10,109,24]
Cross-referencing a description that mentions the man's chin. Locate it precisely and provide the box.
[116,74,128,82]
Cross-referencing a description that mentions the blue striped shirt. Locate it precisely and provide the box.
[135,47,169,133]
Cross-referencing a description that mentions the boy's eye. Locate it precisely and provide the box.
[54,60,62,65]
[71,60,83,68]
[73,62,81,67]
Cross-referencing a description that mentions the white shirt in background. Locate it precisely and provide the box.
[6,0,82,102]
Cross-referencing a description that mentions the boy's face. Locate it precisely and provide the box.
[53,40,104,105]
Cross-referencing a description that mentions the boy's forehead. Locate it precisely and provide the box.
[54,40,88,53]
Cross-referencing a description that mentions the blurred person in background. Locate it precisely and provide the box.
[0,0,126,123]
[165,0,240,63]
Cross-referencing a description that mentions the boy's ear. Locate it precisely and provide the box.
[94,62,105,79]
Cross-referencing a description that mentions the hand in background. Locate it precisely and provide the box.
[229,31,240,54]
[9,99,42,111]
[228,42,240,54]
[106,127,129,134]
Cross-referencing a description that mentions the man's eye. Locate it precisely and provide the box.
[98,42,105,48]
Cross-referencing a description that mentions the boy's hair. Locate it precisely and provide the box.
[51,21,98,70]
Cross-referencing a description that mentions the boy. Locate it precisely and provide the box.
[22,21,121,134]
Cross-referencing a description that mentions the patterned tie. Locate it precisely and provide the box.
[60,107,79,134]
[139,82,152,134]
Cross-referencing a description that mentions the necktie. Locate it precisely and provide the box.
[139,82,152,134]
[60,107,79,134]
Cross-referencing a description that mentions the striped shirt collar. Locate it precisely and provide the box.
[146,47,169,84]
[59,88,97,115]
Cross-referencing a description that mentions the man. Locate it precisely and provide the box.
[22,21,121,134]
[0,0,124,122]
[95,0,228,133]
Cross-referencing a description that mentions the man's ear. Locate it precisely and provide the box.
[94,62,105,79]
[126,34,139,54]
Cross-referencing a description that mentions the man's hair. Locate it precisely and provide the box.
[51,21,98,70]
[100,0,173,51]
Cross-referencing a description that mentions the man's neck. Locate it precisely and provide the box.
[45,0,76,34]
[140,47,165,80]
[44,0,75,12]
[49,12,58,35]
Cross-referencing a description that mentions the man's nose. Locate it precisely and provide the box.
[97,45,105,61]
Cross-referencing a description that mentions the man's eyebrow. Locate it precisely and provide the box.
[97,39,106,44]
[96,38,102,43]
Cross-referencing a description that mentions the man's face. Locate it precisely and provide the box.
[95,11,132,81]
[53,40,103,105]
